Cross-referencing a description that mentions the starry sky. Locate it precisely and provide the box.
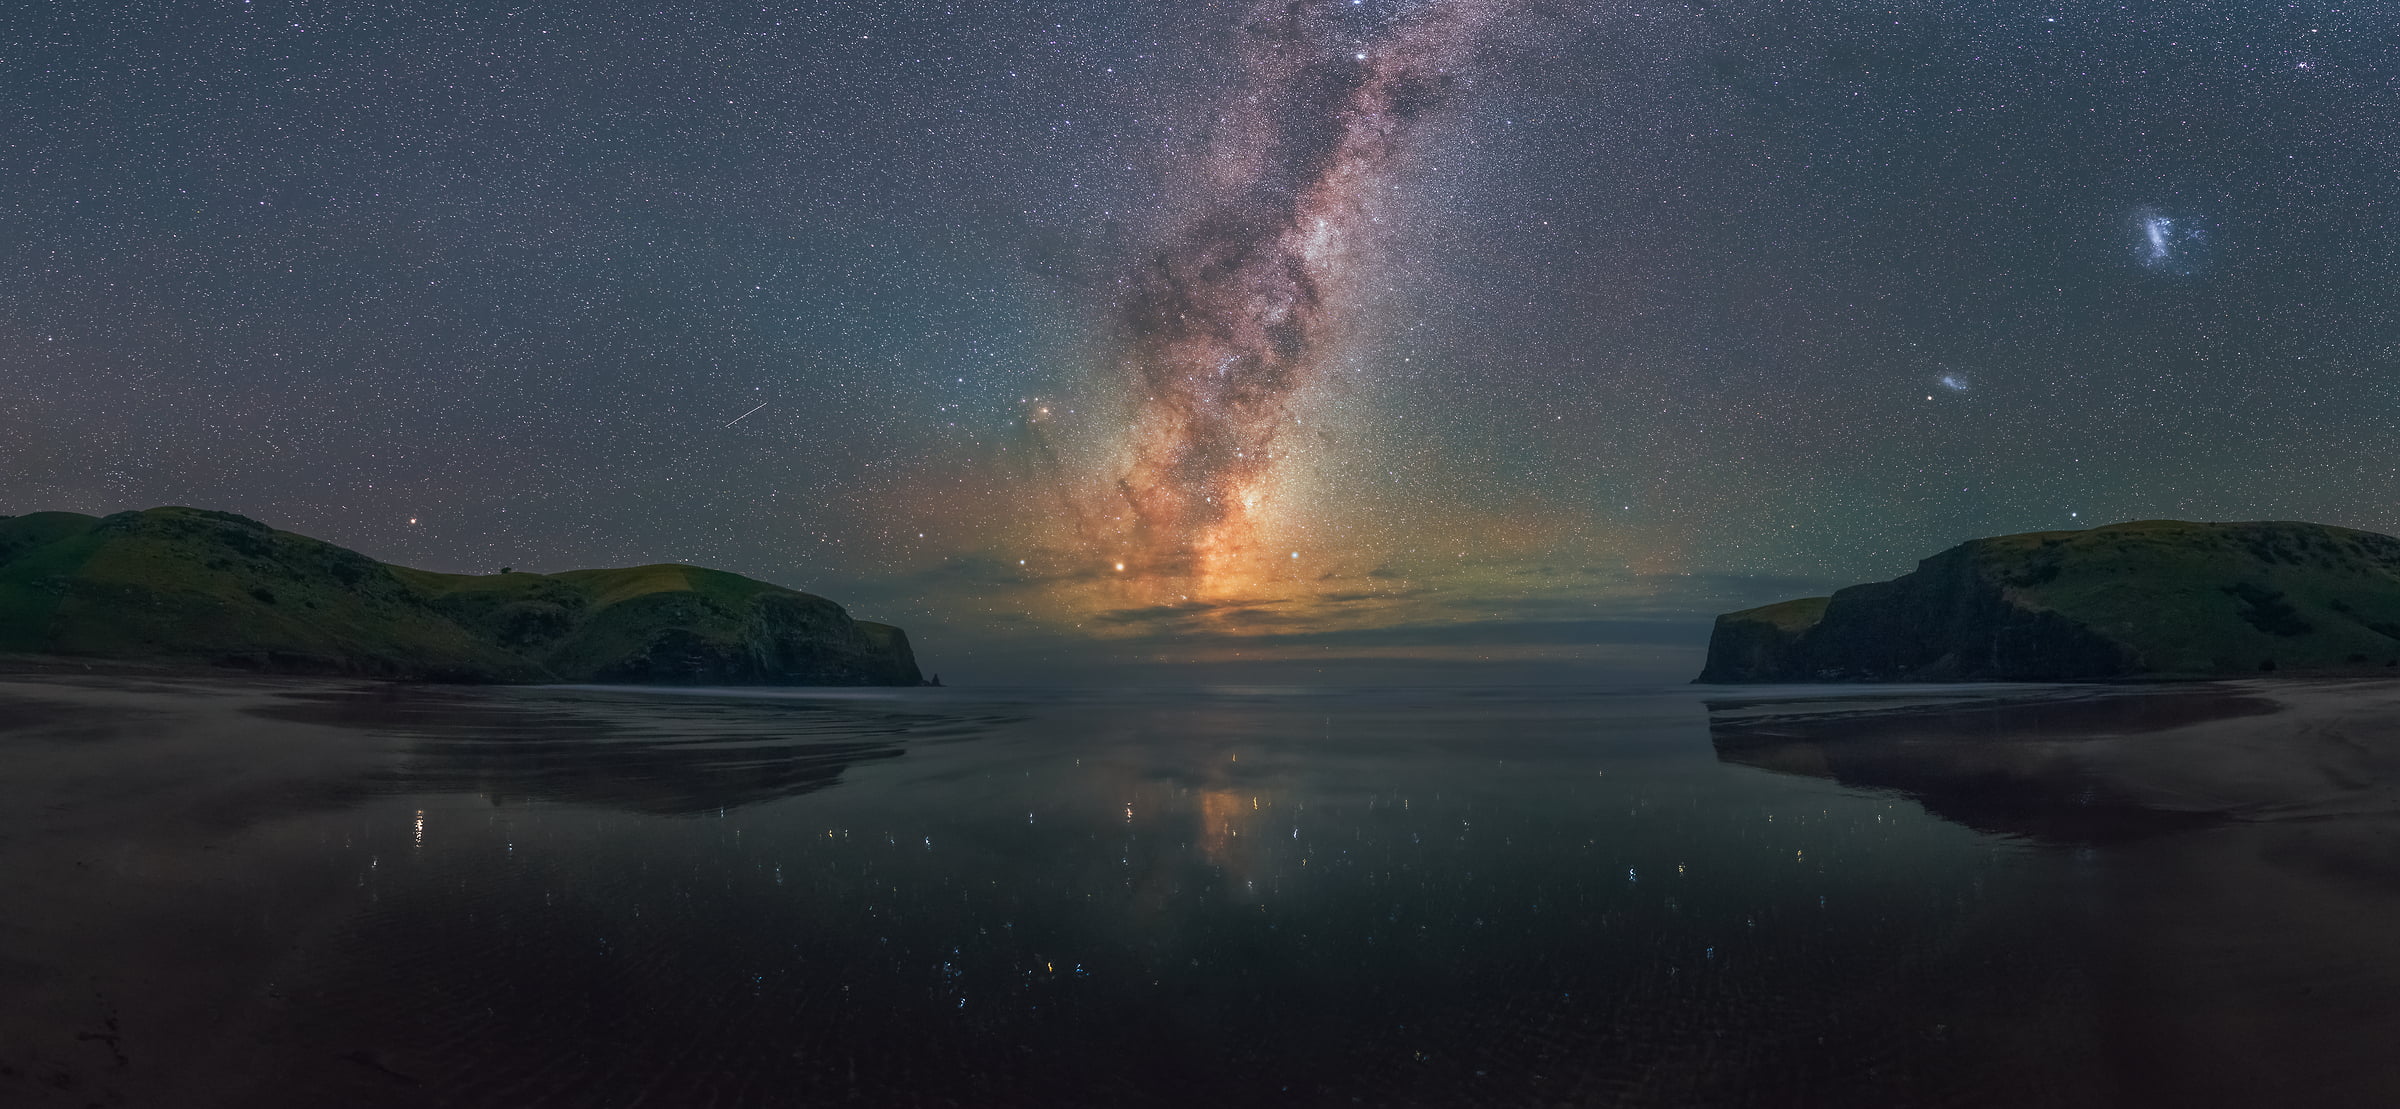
[4,0,2396,683]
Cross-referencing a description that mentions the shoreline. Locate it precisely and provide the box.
[1710,678,2400,828]
[1708,678,2400,1103]
[6,672,2400,1104]
[0,671,408,1107]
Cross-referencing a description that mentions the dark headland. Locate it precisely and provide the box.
[1701,520,2400,682]
[0,506,922,685]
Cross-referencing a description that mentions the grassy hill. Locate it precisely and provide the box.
[1700,520,2400,682]
[0,507,922,685]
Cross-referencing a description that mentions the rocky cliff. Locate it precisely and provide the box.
[0,507,923,685]
[1700,520,2400,682]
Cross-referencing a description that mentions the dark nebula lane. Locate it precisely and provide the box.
[4,0,2394,678]
[1109,0,1511,596]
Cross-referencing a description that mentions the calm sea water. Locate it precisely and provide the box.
[211,682,2266,1106]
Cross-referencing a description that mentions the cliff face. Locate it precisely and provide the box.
[0,507,923,685]
[1698,597,1829,682]
[1700,520,2400,683]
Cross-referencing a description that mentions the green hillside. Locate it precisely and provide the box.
[0,507,922,685]
[1700,520,2400,682]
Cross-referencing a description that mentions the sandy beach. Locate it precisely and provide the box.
[6,668,2400,1105]
[0,664,951,1106]
[1711,679,2400,1105]
[0,665,407,1106]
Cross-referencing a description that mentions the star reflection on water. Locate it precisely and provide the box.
[251,685,1019,815]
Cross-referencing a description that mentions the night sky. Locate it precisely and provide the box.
[5,0,2396,682]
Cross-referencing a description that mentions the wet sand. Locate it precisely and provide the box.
[0,664,981,1107]
[0,665,402,1107]
[1709,678,2400,831]
[1712,679,2400,1106]
[5,668,2400,1105]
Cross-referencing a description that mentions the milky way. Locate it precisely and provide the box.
[9,0,2387,679]
[1105,0,1507,596]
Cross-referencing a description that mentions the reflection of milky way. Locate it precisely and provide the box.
[1107,0,1507,595]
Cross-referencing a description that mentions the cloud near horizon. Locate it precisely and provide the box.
[851,558,1849,679]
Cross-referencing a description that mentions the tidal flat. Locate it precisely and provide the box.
[4,665,2399,1107]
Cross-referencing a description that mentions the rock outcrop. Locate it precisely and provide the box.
[0,507,923,685]
[1700,520,2400,682]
